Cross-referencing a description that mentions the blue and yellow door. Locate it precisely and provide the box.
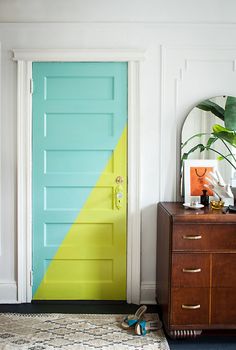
[32,62,127,300]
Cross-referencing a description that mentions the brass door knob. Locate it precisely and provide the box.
[116,176,124,184]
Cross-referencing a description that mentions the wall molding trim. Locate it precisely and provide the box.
[0,281,17,303]
[140,282,156,305]
[13,48,144,304]
[4,20,236,25]
[13,48,146,62]
[160,44,236,202]
[0,41,1,256]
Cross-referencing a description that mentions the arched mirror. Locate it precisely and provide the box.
[181,96,236,200]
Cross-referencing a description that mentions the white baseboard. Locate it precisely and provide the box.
[0,281,17,303]
[140,282,157,305]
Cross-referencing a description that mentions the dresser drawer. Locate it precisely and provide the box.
[172,254,210,287]
[212,253,236,287]
[171,288,209,325]
[173,224,236,251]
[157,203,236,334]
[211,288,236,324]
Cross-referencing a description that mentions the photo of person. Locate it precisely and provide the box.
[190,166,214,196]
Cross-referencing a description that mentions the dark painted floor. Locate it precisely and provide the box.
[1,303,236,349]
[0,302,158,314]
[168,335,236,350]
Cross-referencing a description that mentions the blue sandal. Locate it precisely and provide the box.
[135,319,162,336]
[121,305,147,329]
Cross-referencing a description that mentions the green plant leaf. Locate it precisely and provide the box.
[212,124,236,147]
[196,100,225,121]
[206,136,218,150]
[181,144,206,167]
[224,96,236,131]
[217,153,236,161]
[181,132,210,149]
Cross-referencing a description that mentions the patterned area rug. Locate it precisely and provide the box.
[0,313,169,350]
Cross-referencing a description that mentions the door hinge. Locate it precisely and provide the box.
[30,270,33,286]
[30,78,34,94]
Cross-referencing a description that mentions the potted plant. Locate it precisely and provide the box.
[181,96,236,173]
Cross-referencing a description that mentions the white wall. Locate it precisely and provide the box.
[1,0,236,23]
[1,0,236,303]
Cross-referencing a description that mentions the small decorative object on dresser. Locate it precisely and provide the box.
[156,202,236,339]
[200,189,209,207]
[183,159,217,205]
[205,169,234,206]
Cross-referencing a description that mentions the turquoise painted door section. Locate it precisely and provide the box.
[32,62,128,300]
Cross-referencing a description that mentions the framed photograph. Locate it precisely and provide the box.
[184,159,217,204]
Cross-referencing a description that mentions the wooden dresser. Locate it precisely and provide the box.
[156,202,236,338]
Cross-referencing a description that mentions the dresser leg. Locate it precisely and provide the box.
[168,329,202,339]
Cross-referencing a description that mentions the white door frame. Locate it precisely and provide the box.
[13,48,145,304]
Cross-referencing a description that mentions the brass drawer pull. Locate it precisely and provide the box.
[182,235,202,240]
[182,304,201,310]
[182,268,202,273]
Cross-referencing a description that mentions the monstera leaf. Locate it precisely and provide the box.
[181,97,236,172]
[212,124,236,147]
[196,96,236,131]
[196,99,225,121]
[181,124,236,171]
[224,96,236,130]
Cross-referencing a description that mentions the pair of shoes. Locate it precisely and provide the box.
[121,305,147,330]
[134,319,162,336]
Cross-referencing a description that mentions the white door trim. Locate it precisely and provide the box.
[13,49,145,304]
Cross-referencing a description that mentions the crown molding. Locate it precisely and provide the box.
[12,48,146,62]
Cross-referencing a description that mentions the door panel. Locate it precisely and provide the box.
[32,62,127,300]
